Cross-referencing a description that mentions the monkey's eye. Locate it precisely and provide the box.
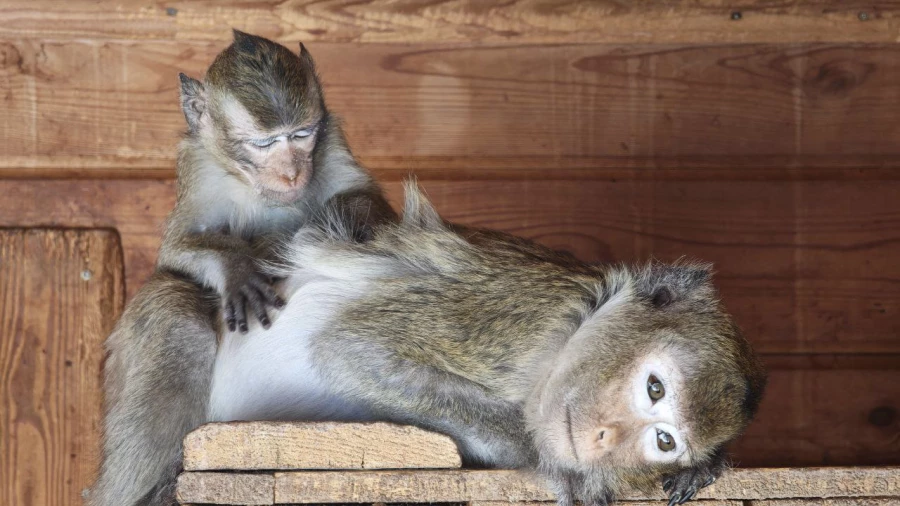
[656,429,676,452]
[292,128,314,139]
[250,138,277,148]
[647,374,665,402]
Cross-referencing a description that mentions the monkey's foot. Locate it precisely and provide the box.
[662,462,722,506]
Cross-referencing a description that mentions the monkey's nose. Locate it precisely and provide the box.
[576,425,619,460]
[281,172,300,186]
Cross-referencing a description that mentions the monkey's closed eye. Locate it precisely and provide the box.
[656,429,676,452]
[648,374,665,401]
[250,138,277,148]
[292,128,313,139]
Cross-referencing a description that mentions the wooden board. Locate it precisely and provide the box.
[0,229,124,506]
[1,178,898,356]
[2,1,899,44]
[748,500,900,505]
[3,41,900,178]
[175,467,900,504]
[183,421,461,471]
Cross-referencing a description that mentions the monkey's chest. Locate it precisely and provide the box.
[206,278,372,423]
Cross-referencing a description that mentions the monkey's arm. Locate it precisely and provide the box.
[314,341,534,468]
[157,229,283,332]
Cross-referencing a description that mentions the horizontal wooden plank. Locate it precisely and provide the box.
[732,370,900,467]
[3,41,900,178]
[1,178,899,356]
[748,500,900,505]
[183,421,461,471]
[472,502,742,506]
[3,1,899,44]
[0,229,124,506]
[176,472,273,506]
[267,467,900,503]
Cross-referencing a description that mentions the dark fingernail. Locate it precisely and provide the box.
[261,316,271,328]
[239,322,248,333]
[228,321,236,332]
[275,297,285,308]
[704,476,716,487]
[668,493,682,506]
[682,487,697,503]
[663,479,674,492]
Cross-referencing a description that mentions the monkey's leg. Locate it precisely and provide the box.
[314,347,535,468]
[90,272,219,506]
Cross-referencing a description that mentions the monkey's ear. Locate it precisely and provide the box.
[643,263,713,308]
[179,73,206,133]
[297,42,317,67]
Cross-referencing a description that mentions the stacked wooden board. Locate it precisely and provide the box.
[176,422,900,505]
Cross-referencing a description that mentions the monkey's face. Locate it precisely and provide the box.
[526,265,767,498]
[180,30,327,205]
[212,95,323,204]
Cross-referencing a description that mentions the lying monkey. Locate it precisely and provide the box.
[208,183,768,506]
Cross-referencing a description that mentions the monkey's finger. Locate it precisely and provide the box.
[248,277,285,309]
[703,476,716,488]
[224,301,237,332]
[667,492,682,506]
[680,486,698,504]
[662,478,675,493]
[243,288,271,329]
[235,295,249,333]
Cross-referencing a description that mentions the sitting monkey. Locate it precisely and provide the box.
[208,183,768,506]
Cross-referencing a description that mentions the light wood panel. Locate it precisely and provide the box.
[0,229,124,506]
[176,466,900,504]
[2,1,899,44]
[2,41,900,178]
[2,178,898,355]
[183,422,461,471]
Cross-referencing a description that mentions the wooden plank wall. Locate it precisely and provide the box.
[0,0,898,477]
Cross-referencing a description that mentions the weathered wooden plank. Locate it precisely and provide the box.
[471,502,742,506]
[0,229,124,506]
[176,472,273,506]
[3,41,900,178]
[265,467,900,503]
[748,500,900,505]
[732,370,900,467]
[1,178,899,357]
[183,421,462,471]
[2,1,899,44]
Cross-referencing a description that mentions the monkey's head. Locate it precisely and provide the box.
[179,30,326,204]
[526,263,767,498]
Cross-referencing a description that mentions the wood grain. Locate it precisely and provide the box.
[0,229,124,506]
[176,472,273,506]
[2,1,899,44]
[183,421,462,471]
[732,370,900,467]
[1,178,899,356]
[268,467,900,503]
[3,41,900,178]
[748,500,900,505]
[472,502,742,506]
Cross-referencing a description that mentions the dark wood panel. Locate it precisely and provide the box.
[2,41,900,178]
[0,178,898,355]
[2,1,899,44]
[0,229,124,506]
[732,370,900,466]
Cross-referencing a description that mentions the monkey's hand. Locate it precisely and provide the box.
[661,454,727,506]
[221,258,285,333]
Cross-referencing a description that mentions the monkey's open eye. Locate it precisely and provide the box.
[647,375,665,401]
[656,429,676,452]
[250,138,277,148]
[292,128,314,139]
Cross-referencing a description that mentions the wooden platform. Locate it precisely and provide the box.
[175,422,900,506]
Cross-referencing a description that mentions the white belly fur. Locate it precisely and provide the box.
[207,275,373,422]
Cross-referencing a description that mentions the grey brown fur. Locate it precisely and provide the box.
[266,183,767,506]
[89,32,394,506]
